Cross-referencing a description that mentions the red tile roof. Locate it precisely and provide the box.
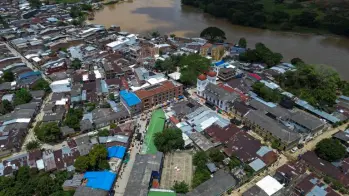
[248,73,261,81]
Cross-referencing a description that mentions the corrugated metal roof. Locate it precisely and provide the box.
[256,146,272,157]
[249,158,266,172]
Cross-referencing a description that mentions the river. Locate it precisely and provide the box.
[90,0,349,80]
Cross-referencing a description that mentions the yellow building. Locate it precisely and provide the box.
[200,43,225,61]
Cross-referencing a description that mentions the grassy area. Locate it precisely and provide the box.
[145,109,165,154]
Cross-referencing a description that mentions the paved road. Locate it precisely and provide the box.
[3,42,51,82]
[114,114,149,195]
[285,122,349,160]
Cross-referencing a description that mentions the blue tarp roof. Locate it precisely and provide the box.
[214,60,225,66]
[108,146,126,159]
[84,171,116,191]
[18,71,41,80]
[120,90,141,107]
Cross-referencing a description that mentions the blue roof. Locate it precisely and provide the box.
[107,146,126,159]
[101,80,109,93]
[339,95,349,102]
[120,90,141,107]
[18,71,41,80]
[84,171,116,191]
[214,60,225,66]
[249,158,266,172]
[295,99,340,123]
[256,146,272,157]
[306,185,328,196]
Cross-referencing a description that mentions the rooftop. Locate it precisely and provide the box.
[84,171,116,191]
[120,90,141,107]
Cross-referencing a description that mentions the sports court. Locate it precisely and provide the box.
[160,151,193,189]
[144,109,165,154]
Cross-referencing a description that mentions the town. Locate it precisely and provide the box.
[1,1,349,196]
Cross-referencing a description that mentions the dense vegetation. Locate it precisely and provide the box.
[0,167,73,196]
[154,128,184,153]
[315,138,346,162]
[192,151,211,188]
[74,145,110,172]
[181,0,349,37]
[64,108,83,130]
[239,43,283,67]
[25,140,41,151]
[35,122,62,143]
[155,53,211,86]
[172,181,189,193]
[252,82,282,103]
[14,89,32,106]
[200,27,226,43]
[0,100,13,115]
[277,63,341,107]
[31,78,51,92]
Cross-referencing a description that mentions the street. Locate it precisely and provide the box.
[113,114,150,195]
[3,42,51,82]
[229,154,288,195]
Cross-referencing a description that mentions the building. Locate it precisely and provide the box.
[218,68,239,81]
[294,174,340,196]
[135,80,183,111]
[119,90,142,114]
[242,175,284,196]
[187,170,237,196]
[199,43,225,61]
[83,171,116,191]
[124,152,164,196]
[244,110,301,150]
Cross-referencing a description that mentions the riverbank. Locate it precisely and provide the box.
[89,0,349,80]
[181,0,349,38]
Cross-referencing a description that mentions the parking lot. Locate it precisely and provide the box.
[160,151,193,189]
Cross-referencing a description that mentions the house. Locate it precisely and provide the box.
[301,151,349,186]
[119,90,142,114]
[187,170,237,196]
[244,110,301,150]
[218,68,239,81]
[333,129,349,147]
[83,171,116,191]
[242,175,284,196]
[199,43,225,61]
[294,174,340,196]
[62,174,83,191]
[124,152,164,196]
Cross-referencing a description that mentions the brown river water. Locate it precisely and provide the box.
[90,0,349,80]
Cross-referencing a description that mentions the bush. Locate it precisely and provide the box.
[172,181,189,193]
[25,140,41,151]
[154,128,184,153]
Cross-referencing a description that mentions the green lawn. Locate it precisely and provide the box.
[145,109,165,154]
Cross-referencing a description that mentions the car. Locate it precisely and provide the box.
[291,147,298,153]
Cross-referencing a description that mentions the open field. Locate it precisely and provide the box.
[160,151,193,189]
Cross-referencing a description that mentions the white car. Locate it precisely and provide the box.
[291,147,298,153]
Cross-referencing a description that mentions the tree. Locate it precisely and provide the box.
[64,109,83,130]
[74,156,90,172]
[13,89,32,106]
[109,93,115,101]
[28,0,41,8]
[110,123,117,129]
[71,59,82,70]
[0,100,13,114]
[88,145,108,170]
[170,34,176,38]
[238,37,247,48]
[35,122,61,143]
[172,181,189,193]
[151,31,160,38]
[31,78,50,92]
[98,129,110,137]
[200,27,226,43]
[291,57,304,65]
[179,54,211,85]
[193,151,208,166]
[25,140,41,151]
[315,138,346,162]
[239,42,283,67]
[228,156,241,169]
[192,168,210,188]
[2,71,14,82]
[154,128,184,153]
[292,11,318,27]
[208,148,225,163]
